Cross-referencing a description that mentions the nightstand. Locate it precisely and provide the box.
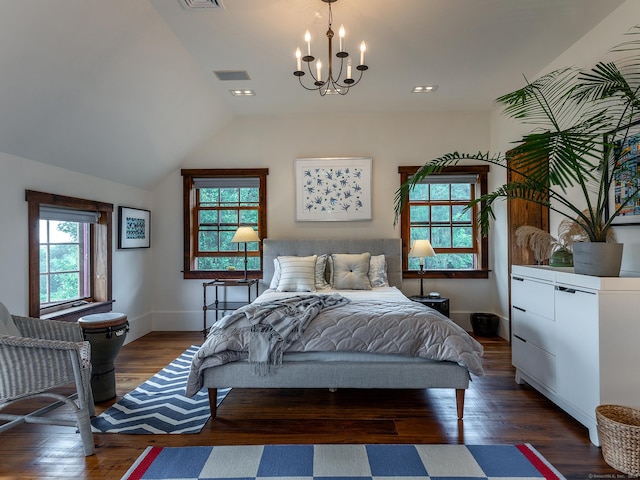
[202,279,259,336]
[410,296,450,317]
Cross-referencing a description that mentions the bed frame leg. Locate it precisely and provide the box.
[456,389,465,420]
[208,388,218,418]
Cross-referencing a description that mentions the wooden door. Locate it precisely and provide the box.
[507,148,549,269]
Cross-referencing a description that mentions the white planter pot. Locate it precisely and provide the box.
[572,242,623,277]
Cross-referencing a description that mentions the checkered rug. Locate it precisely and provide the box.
[91,345,229,434]
[122,443,565,479]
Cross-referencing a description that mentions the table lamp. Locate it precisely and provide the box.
[231,226,260,282]
[409,239,436,297]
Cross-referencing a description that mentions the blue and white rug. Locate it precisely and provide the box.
[91,345,230,434]
[122,443,565,480]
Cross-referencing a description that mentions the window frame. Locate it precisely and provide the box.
[181,168,268,280]
[26,190,114,319]
[398,165,489,279]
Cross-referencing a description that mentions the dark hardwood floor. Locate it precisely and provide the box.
[0,332,619,479]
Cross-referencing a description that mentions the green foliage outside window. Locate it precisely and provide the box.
[408,182,475,270]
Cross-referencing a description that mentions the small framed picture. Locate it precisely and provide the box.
[118,206,150,249]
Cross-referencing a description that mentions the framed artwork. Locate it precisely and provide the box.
[607,122,640,225]
[118,206,151,249]
[295,157,372,221]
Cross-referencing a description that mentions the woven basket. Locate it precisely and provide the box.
[596,404,640,475]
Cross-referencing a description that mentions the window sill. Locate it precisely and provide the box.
[40,300,115,323]
[403,270,490,279]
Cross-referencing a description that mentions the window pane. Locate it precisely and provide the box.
[220,230,237,251]
[199,230,218,252]
[452,205,471,223]
[425,254,474,270]
[409,184,429,201]
[431,206,450,222]
[409,205,429,223]
[220,188,239,205]
[199,188,219,205]
[240,187,258,204]
[430,184,450,201]
[40,246,48,273]
[451,183,471,200]
[199,210,218,224]
[49,272,80,302]
[431,227,451,248]
[49,221,78,243]
[239,210,258,224]
[219,210,239,225]
[410,227,430,245]
[49,244,79,272]
[40,274,48,303]
[453,227,473,248]
[39,219,48,243]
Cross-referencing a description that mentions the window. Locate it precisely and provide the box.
[182,169,268,279]
[26,190,114,318]
[398,166,489,278]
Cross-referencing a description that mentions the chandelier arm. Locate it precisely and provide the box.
[298,75,322,91]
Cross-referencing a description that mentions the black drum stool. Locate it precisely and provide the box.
[78,312,129,402]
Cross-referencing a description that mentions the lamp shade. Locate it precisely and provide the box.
[409,239,436,258]
[231,226,259,243]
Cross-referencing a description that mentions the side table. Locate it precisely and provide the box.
[202,279,259,336]
[410,296,450,317]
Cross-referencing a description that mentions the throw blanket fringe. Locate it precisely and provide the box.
[209,294,350,376]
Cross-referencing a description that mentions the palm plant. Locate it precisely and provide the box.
[394,27,640,244]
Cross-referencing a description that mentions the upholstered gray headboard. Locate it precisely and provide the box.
[263,238,402,289]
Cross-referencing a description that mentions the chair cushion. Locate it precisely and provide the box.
[0,301,21,336]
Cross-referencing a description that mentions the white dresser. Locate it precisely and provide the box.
[511,265,640,445]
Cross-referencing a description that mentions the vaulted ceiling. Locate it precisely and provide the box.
[0,0,625,189]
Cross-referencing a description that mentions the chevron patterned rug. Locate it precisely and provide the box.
[91,345,230,434]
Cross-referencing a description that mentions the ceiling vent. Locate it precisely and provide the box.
[181,0,224,10]
[214,70,251,81]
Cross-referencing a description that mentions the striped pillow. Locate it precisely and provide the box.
[275,255,318,292]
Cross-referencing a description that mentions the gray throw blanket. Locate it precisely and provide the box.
[207,294,350,375]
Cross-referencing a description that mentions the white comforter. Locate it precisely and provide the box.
[186,287,484,396]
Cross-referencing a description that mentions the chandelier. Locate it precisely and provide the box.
[293,0,368,96]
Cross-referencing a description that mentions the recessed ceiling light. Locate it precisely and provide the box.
[230,90,255,96]
[412,85,438,93]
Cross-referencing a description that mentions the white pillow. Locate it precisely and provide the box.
[275,255,317,292]
[270,255,331,290]
[368,254,389,287]
[330,253,372,290]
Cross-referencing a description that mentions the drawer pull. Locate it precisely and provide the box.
[513,276,524,282]
[513,334,526,343]
[513,306,526,312]
[556,286,576,294]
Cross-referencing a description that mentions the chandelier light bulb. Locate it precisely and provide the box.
[339,24,345,52]
[305,30,311,56]
[295,47,302,71]
[360,41,366,66]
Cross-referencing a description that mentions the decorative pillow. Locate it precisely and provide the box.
[330,253,372,290]
[0,301,21,336]
[275,255,317,292]
[315,254,331,290]
[368,254,389,287]
[270,255,330,290]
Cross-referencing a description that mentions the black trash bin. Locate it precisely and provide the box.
[470,313,499,337]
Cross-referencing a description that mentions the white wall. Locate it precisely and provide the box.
[489,0,640,327]
[0,152,154,343]
[151,111,494,332]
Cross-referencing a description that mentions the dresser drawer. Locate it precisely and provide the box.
[511,275,555,319]
[512,307,556,355]
[512,335,556,392]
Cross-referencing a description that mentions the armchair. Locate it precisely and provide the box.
[0,302,95,456]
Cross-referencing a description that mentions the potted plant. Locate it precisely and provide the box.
[395,28,640,276]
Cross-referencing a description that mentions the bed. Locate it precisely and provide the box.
[186,238,484,420]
